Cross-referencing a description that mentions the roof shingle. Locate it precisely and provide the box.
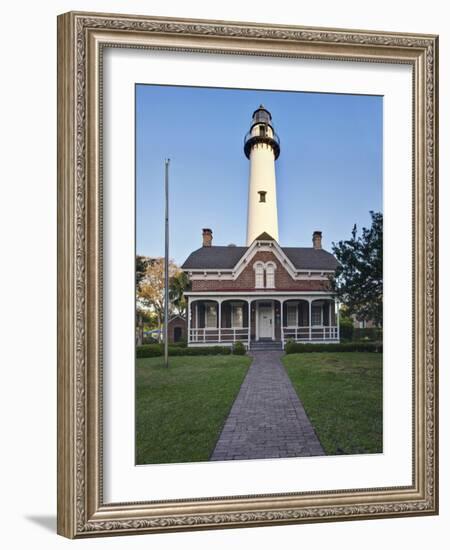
[181,245,337,271]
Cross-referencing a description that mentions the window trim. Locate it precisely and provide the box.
[265,261,276,288]
[254,261,265,289]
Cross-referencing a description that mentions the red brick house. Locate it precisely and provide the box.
[181,105,340,350]
[182,229,339,350]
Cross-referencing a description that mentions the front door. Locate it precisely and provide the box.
[258,305,273,340]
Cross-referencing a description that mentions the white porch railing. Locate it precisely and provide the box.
[189,327,249,344]
[282,326,339,344]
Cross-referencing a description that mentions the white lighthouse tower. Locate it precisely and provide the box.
[244,105,281,245]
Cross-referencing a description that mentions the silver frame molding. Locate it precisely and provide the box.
[57,11,439,538]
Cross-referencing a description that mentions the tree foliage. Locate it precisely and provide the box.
[136,258,190,338]
[136,255,154,286]
[330,211,383,326]
[169,270,190,316]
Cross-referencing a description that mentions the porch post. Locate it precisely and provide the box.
[218,299,222,343]
[336,298,340,341]
[194,301,198,342]
[328,299,332,339]
[308,299,312,341]
[247,300,251,349]
[187,297,191,344]
[280,299,285,349]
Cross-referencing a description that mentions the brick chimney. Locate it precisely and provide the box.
[202,228,213,247]
[312,231,322,250]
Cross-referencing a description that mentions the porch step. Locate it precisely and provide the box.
[250,340,283,351]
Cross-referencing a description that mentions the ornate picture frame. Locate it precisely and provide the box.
[57,11,438,538]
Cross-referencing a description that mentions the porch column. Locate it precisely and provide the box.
[218,299,222,342]
[247,300,251,348]
[328,299,332,339]
[280,298,285,348]
[187,296,191,344]
[336,299,340,341]
[195,303,199,342]
[308,299,312,341]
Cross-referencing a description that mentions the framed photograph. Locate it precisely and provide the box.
[57,11,439,538]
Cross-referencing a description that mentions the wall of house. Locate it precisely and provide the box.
[190,251,331,291]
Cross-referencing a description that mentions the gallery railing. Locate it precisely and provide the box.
[189,327,249,344]
[282,326,339,343]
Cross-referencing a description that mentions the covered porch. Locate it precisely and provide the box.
[186,294,340,348]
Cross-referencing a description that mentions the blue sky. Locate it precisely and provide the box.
[136,84,382,265]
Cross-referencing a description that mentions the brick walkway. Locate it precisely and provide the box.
[210,351,325,461]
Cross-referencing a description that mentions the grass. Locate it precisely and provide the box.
[283,352,382,456]
[136,355,251,464]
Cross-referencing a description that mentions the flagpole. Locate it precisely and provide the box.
[164,158,170,368]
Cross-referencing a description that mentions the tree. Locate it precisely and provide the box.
[169,271,190,316]
[137,257,180,339]
[330,211,383,327]
[136,255,154,286]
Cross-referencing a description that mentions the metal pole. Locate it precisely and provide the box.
[164,159,170,368]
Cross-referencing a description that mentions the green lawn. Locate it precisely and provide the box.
[283,352,382,455]
[136,355,251,464]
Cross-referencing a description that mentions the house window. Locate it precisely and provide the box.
[205,304,217,328]
[255,263,264,289]
[311,305,322,326]
[266,263,275,288]
[258,191,267,203]
[286,304,298,327]
[232,304,244,328]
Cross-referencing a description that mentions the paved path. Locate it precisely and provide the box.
[210,351,325,461]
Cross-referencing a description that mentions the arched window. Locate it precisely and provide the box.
[254,262,264,289]
[266,262,276,288]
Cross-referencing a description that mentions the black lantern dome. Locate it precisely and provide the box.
[244,104,281,159]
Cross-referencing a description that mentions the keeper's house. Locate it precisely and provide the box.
[181,105,340,350]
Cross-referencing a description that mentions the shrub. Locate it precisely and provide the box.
[353,328,382,342]
[284,342,382,354]
[142,336,159,345]
[170,338,188,348]
[136,344,163,358]
[232,341,246,355]
[339,316,354,342]
[136,344,231,358]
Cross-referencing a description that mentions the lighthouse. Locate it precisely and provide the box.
[244,105,281,246]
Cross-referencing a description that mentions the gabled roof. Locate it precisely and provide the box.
[255,232,275,241]
[182,246,247,270]
[182,245,338,271]
[282,247,338,270]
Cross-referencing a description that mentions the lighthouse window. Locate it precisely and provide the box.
[259,125,267,137]
[258,191,267,203]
